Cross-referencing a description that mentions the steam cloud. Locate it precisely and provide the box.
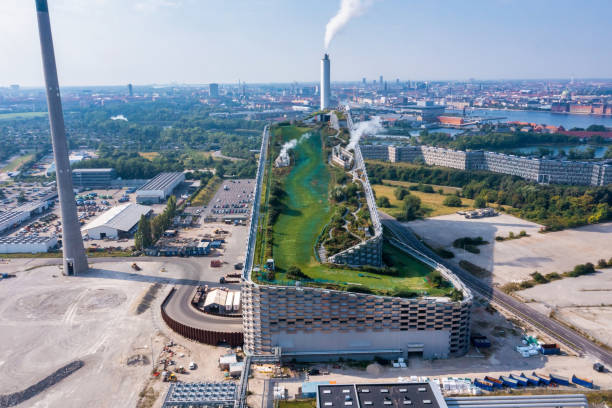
[277,132,312,164]
[324,0,374,50]
[347,116,382,150]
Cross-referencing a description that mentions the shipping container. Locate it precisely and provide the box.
[484,376,503,388]
[474,379,494,392]
[510,374,528,386]
[500,376,519,388]
[540,347,561,355]
[540,343,558,349]
[549,373,570,386]
[572,375,594,389]
[521,373,540,386]
[532,372,551,385]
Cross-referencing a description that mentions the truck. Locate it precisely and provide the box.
[593,362,605,373]
[572,375,594,389]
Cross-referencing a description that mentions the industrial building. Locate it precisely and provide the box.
[0,235,58,254]
[136,172,185,204]
[315,383,588,408]
[320,54,331,110]
[203,289,241,314]
[361,144,612,186]
[317,382,446,408]
[81,203,152,239]
[0,200,53,234]
[72,168,116,188]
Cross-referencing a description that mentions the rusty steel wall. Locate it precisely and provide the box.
[161,288,244,347]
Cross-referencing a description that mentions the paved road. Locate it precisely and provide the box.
[381,213,612,368]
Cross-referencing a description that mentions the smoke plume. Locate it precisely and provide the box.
[324,0,374,50]
[347,116,382,150]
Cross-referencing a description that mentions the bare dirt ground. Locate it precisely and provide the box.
[405,214,612,285]
[0,258,240,408]
[517,269,612,348]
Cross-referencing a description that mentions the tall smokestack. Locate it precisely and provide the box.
[35,0,88,275]
[320,54,331,110]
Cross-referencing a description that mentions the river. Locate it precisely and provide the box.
[447,108,612,129]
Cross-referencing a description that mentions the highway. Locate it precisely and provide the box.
[381,213,612,368]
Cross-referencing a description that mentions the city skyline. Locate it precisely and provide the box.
[1,0,611,87]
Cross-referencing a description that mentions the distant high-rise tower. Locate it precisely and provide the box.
[35,0,87,275]
[362,77,366,85]
[209,83,219,98]
[128,83,133,97]
[379,75,383,88]
[320,54,331,110]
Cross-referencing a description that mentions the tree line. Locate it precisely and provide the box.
[134,195,177,250]
[367,162,612,229]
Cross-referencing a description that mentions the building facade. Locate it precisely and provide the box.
[72,168,116,188]
[242,283,472,359]
[361,144,612,186]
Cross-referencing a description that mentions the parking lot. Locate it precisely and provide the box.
[202,179,254,222]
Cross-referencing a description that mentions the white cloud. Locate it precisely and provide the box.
[134,0,182,12]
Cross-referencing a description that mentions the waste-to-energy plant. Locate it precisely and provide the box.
[241,104,472,361]
[320,54,331,110]
[35,0,88,275]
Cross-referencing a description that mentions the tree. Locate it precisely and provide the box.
[586,124,606,132]
[443,195,462,207]
[474,197,487,208]
[134,215,152,250]
[400,195,421,221]
[17,191,26,204]
[394,187,410,200]
[376,196,391,208]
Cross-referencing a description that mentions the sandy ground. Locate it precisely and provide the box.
[0,246,247,407]
[516,269,612,348]
[246,297,612,408]
[405,214,612,285]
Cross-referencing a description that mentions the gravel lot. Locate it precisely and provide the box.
[0,255,244,407]
[405,214,612,285]
[517,269,612,348]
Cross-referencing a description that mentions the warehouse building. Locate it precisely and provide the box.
[0,235,58,254]
[82,203,152,239]
[0,200,53,234]
[136,172,185,204]
[72,168,116,188]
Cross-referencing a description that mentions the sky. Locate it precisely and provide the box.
[1,0,611,87]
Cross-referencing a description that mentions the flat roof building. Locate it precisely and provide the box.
[82,203,152,240]
[0,235,58,254]
[136,172,185,204]
[72,168,116,188]
[317,382,446,408]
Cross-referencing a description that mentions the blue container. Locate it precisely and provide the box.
[532,372,551,385]
[572,375,594,389]
[541,347,561,355]
[550,373,570,386]
[521,373,540,386]
[474,379,494,391]
[510,374,528,386]
[500,376,519,388]
[485,376,504,388]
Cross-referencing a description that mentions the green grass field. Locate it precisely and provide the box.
[373,183,476,218]
[272,129,331,270]
[252,125,451,297]
[1,154,35,173]
[0,112,47,121]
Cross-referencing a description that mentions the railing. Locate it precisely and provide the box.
[242,125,270,282]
